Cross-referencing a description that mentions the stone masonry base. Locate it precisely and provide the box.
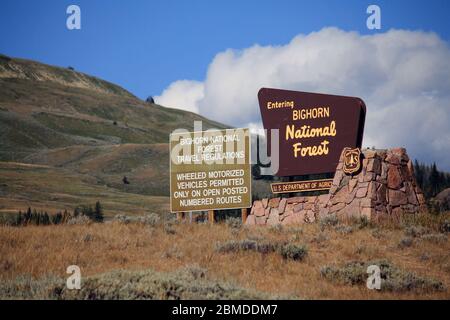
[245,148,426,226]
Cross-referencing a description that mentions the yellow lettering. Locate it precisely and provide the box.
[285,121,337,141]
[291,140,330,158]
[293,142,302,158]
[286,125,295,140]
[294,107,330,120]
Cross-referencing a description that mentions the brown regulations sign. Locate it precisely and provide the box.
[258,88,366,177]
[170,128,251,212]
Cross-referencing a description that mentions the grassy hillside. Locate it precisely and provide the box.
[0,54,229,215]
[0,162,169,216]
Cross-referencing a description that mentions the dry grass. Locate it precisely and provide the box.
[0,214,449,300]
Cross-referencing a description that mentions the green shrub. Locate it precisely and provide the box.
[349,215,371,229]
[225,217,242,229]
[278,244,308,261]
[113,214,131,224]
[0,266,285,300]
[354,245,367,255]
[320,260,445,292]
[440,220,450,233]
[269,224,283,233]
[67,215,91,225]
[398,237,413,249]
[311,232,329,244]
[419,252,431,261]
[215,239,308,262]
[319,214,339,230]
[356,215,370,229]
[163,222,176,235]
[404,225,430,238]
[176,264,207,281]
[215,239,280,255]
[287,226,303,234]
[161,246,184,259]
[371,228,385,239]
[0,214,17,226]
[113,213,162,227]
[138,213,160,227]
[421,233,447,244]
[82,233,94,242]
[334,225,354,235]
[0,275,63,299]
[320,263,367,286]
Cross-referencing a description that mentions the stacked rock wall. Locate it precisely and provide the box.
[327,148,426,222]
[245,148,426,226]
[245,194,329,226]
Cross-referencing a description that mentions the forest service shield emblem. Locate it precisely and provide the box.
[342,147,362,175]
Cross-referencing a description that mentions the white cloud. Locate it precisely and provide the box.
[155,80,204,113]
[157,28,450,169]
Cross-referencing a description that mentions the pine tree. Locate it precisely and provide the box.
[51,212,59,225]
[25,207,32,224]
[16,211,23,226]
[43,212,50,225]
[414,160,423,189]
[429,163,440,197]
[438,172,446,193]
[94,201,104,223]
[32,209,38,225]
[63,209,70,223]
[413,159,450,199]
[81,205,94,219]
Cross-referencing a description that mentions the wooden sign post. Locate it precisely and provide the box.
[177,212,186,221]
[208,210,215,224]
[241,208,248,224]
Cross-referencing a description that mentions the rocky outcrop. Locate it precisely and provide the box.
[246,148,426,226]
[433,188,450,212]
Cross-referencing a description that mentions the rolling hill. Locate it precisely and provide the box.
[0,54,230,215]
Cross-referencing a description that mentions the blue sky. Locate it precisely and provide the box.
[1,0,449,100]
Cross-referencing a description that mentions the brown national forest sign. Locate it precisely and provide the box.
[258,88,366,177]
